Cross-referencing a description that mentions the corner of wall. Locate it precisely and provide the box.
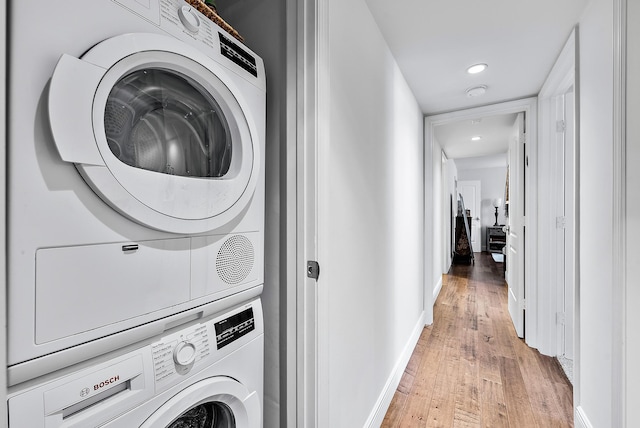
[433,275,443,303]
[575,406,595,428]
[365,311,426,428]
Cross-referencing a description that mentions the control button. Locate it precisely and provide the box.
[178,6,200,33]
[173,341,197,367]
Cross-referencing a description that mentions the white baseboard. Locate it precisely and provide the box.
[433,276,443,302]
[575,406,594,428]
[366,312,426,428]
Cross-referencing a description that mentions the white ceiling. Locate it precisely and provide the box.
[363,0,589,159]
[434,113,517,159]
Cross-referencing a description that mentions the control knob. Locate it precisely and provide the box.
[173,341,197,370]
[178,6,201,33]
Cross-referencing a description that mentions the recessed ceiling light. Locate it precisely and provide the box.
[467,63,488,74]
[471,136,482,141]
[471,118,482,125]
[466,85,487,97]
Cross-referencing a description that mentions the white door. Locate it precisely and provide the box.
[507,113,525,338]
[458,180,482,253]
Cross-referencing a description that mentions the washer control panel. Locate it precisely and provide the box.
[152,323,209,382]
[7,299,262,427]
[150,299,260,391]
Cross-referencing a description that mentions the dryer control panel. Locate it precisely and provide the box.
[111,0,264,85]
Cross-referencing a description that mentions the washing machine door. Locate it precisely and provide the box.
[48,33,263,234]
[141,377,261,428]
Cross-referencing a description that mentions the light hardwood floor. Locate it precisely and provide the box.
[382,253,573,427]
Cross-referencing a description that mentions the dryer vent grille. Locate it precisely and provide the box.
[216,235,255,285]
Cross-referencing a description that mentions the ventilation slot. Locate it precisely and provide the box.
[215,235,255,285]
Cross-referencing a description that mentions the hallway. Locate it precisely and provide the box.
[382,253,573,427]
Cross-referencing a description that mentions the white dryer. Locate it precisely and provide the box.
[7,0,265,385]
[8,299,264,428]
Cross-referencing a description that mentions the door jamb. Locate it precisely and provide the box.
[292,0,329,426]
[424,97,538,341]
[537,29,576,357]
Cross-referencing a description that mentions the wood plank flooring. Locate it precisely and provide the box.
[381,253,573,428]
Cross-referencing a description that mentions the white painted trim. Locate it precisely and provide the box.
[572,22,582,412]
[536,29,576,357]
[433,275,443,302]
[284,0,299,426]
[296,0,328,426]
[575,406,594,428]
[366,312,426,428]
[425,97,538,346]
[612,0,627,426]
[0,0,7,424]
[539,32,576,98]
[424,118,434,325]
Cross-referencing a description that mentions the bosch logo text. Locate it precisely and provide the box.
[94,375,120,391]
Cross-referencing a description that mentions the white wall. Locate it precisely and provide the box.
[319,0,425,425]
[442,155,458,273]
[214,2,287,426]
[457,161,508,251]
[432,141,443,293]
[626,0,639,424]
[577,0,614,425]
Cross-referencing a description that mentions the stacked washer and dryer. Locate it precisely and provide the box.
[7,0,265,426]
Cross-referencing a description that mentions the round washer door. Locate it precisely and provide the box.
[48,33,263,234]
[141,377,261,428]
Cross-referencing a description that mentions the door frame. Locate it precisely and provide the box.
[290,0,329,426]
[0,0,7,424]
[537,29,576,357]
[424,97,538,341]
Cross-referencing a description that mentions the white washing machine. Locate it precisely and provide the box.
[8,299,263,427]
[7,0,266,385]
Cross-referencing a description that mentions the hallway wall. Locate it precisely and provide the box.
[321,0,425,425]
[457,159,508,251]
[626,0,639,424]
[577,0,614,425]
[442,155,458,272]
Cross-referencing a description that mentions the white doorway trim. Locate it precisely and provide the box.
[424,97,538,337]
[0,0,7,423]
[292,0,330,426]
[536,29,576,358]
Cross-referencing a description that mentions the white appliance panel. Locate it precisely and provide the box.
[191,231,263,299]
[35,239,192,344]
[7,299,264,428]
[7,0,266,382]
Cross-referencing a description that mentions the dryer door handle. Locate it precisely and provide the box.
[49,54,106,166]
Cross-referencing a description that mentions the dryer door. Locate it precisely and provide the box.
[141,377,261,427]
[48,33,263,234]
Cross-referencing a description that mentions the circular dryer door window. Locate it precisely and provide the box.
[48,33,263,234]
[105,68,233,179]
